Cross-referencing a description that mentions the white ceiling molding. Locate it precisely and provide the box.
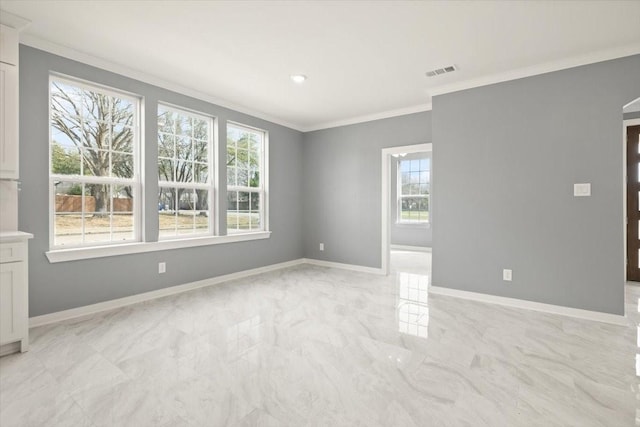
[303,103,433,133]
[20,33,433,133]
[18,33,305,132]
[0,10,30,30]
[429,42,640,98]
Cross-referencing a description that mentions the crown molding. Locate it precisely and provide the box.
[303,103,433,132]
[15,32,640,133]
[18,33,305,132]
[0,9,30,30]
[429,42,640,98]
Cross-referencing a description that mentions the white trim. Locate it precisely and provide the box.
[0,10,30,30]
[49,73,143,250]
[381,144,432,276]
[429,43,640,98]
[20,34,304,132]
[30,258,305,327]
[45,231,272,263]
[390,245,431,253]
[429,286,628,326]
[157,102,215,239]
[304,103,432,132]
[302,258,384,275]
[226,122,269,233]
[624,116,640,281]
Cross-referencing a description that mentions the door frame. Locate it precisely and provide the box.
[381,143,432,275]
[624,116,640,282]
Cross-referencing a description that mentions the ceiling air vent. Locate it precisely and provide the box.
[425,65,457,77]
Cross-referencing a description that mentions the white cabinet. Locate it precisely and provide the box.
[0,24,18,180]
[0,24,18,66]
[0,62,18,179]
[0,233,32,354]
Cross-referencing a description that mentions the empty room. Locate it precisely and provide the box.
[1,1,640,425]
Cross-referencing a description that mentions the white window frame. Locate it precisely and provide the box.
[397,156,430,225]
[48,74,142,250]
[226,122,269,233]
[157,103,216,240]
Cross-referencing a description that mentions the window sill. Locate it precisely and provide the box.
[395,222,430,228]
[45,231,272,263]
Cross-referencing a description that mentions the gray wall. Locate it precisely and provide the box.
[302,112,432,267]
[432,54,640,315]
[390,152,432,247]
[19,46,304,316]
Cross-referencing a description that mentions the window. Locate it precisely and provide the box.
[49,76,140,248]
[398,157,430,223]
[226,123,267,233]
[158,104,214,238]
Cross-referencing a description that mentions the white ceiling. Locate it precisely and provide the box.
[2,1,639,131]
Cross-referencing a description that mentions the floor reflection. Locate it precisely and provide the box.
[227,314,262,373]
[397,272,430,338]
[391,249,431,339]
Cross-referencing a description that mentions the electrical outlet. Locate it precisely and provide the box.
[319,243,324,251]
[503,269,512,281]
[159,262,166,274]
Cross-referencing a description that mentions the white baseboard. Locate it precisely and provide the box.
[302,258,384,275]
[29,258,306,328]
[429,286,628,326]
[390,245,432,252]
[29,257,385,328]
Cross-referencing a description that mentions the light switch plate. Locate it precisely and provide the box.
[574,183,591,197]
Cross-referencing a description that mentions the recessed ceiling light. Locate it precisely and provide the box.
[290,74,307,83]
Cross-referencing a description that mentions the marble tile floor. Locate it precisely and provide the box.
[0,251,639,426]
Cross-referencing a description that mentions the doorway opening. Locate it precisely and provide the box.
[381,143,432,275]
[624,97,640,282]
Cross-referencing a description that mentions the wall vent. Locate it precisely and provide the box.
[425,65,457,77]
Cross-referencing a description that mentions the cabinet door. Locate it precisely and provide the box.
[0,262,26,345]
[0,62,19,179]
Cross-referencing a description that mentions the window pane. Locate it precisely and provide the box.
[249,168,260,188]
[158,134,174,158]
[176,137,191,161]
[236,148,249,169]
[401,172,410,186]
[193,140,208,163]
[194,163,208,184]
[83,183,111,244]
[227,190,259,232]
[82,149,110,177]
[400,197,429,222]
[111,123,133,153]
[53,181,84,247]
[250,192,261,230]
[50,77,139,249]
[112,185,134,242]
[112,153,134,178]
[227,123,266,233]
[237,167,249,187]
[227,167,237,186]
[227,191,239,231]
[51,142,81,175]
[177,189,196,235]
[175,160,192,183]
[158,158,174,181]
[158,105,213,239]
[193,118,208,140]
[159,187,177,238]
[398,156,430,223]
